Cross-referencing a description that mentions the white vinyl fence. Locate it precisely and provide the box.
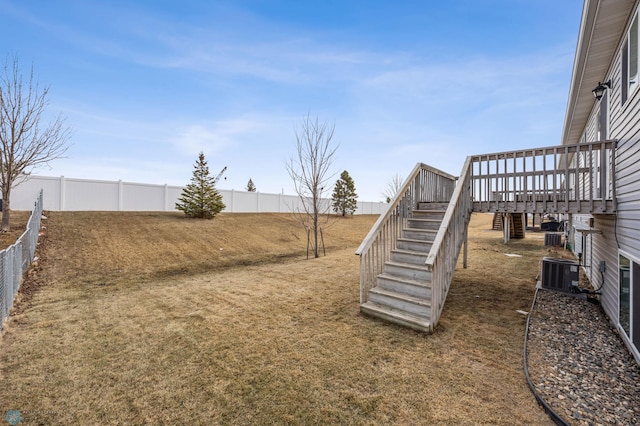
[1,190,44,330]
[10,176,386,214]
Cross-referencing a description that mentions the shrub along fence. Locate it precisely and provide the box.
[0,190,43,330]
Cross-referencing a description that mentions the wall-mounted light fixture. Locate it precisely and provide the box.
[592,80,611,100]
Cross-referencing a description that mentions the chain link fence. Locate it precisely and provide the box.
[0,190,44,329]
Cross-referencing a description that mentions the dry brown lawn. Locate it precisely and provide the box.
[0,210,32,248]
[0,211,556,425]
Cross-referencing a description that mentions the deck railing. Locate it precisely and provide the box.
[355,163,457,304]
[470,141,616,214]
[425,157,472,327]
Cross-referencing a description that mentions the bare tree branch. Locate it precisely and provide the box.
[382,173,404,203]
[0,54,70,230]
[286,113,338,258]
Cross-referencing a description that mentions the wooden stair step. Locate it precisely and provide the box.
[403,228,438,234]
[383,260,432,281]
[376,273,432,297]
[416,202,449,210]
[398,237,433,243]
[390,248,428,264]
[396,237,434,252]
[384,259,429,271]
[392,248,428,255]
[378,272,429,286]
[368,286,431,317]
[402,228,438,241]
[369,287,431,307]
[412,211,446,220]
[412,210,446,215]
[378,272,431,289]
[360,301,432,333]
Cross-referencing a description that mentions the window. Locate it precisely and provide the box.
[619,252,640,356]
[623,14,639,105]
[631,15,638,94]
[620,254,631,336]
[623,40,628,104]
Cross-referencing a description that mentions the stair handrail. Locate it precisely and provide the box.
[424,156,473,327]
[356,163,457,256]
[356,162,457,304]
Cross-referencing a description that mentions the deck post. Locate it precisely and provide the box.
[463,223,468,269]
[566,214,574,251]
[503,213,511,244]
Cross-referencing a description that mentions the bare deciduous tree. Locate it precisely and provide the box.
[382,173,404,203]
[0,55,70,231]
[286,114,338,258]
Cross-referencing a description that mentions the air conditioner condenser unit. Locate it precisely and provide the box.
[540,257,579,293]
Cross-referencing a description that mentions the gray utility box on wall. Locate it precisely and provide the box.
[541,257,579,292]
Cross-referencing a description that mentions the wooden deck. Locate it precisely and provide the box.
[357,140,617,334]
[472,199,615,214]
[470,140,616,215]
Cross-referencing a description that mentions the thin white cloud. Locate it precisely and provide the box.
[9,1,381,85]
[49,156,188,186]
[171,121,255,156]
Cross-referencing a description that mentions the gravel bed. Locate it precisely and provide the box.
[526,289,640,425]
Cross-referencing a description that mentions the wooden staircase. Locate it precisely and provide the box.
[359,141,618,333]
[510,213,525,239]
[360,202,447,332]
[493,213,525,239]
[357,162,471,334]
[492,213,503,230]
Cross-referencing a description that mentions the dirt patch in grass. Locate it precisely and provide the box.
[0,211,557,424]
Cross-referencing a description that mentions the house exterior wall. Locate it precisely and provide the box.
[590,216,618,318]
[608,18,640,263]
[572,1,640,362]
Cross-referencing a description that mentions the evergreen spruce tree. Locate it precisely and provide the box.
[246,178,256,192]
[176,152,225,219]
[331,170,358,216]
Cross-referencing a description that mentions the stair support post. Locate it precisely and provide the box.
[503,213,511,244]
[463,218,468,269]
[566,213,573,251]
[463,234,468,269]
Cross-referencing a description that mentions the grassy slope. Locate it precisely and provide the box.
[0,211,554,425]
[0,211,32,248]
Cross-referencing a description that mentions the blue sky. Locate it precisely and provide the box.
[0,0,583,201]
